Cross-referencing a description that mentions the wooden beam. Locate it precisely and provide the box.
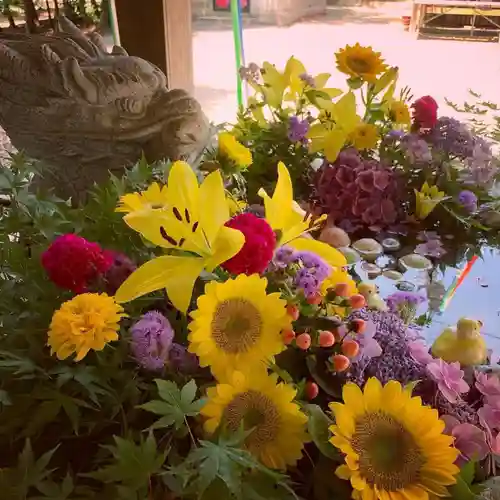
[111,0,193,92]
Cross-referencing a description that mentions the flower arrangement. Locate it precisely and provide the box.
[1,44,500,500]
[232,45,500,244]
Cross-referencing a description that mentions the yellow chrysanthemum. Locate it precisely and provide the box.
[218,132,253,168]
[202,370,308,469]
[188,274,289,379]
[335,44,387,83]
[116,182,168,214]
[330,378,460,500]
[390,100,411,126]
[48,293,125,361]
[349,123,379,150]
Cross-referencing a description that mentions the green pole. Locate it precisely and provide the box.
[230,0,244,110]
[108,0,120,46]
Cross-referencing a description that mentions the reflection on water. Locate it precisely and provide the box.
[357,247,500,358]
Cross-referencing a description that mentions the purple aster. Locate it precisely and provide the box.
[299,73,316,88]
[294,251,331,282]
[415,238,446,258]
[294,268,320,297]
[130,311,174,372]
[457,190,478,213]
[426,359,469,403]
[272,246,297,269]
[168,343,199,375]
[288,116,309,142]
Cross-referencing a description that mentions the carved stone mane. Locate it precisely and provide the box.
[0,17,210,202]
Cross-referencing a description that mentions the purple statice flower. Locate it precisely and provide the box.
[272,246,297,269]
[441,415,489,466]
[345,310,427,386]
[426,359,469,403]
[428,117,477,158]
[458,190,478,213]
[294,268,320,297]
[168,343,199,375]
[299,73,316,88]
[408,339,434,365]
[415,238,446,258]
[130,311,174,372]
[476,372,500,402]
[401,134,432,163]
[386,291,425,324]
[288,116,309,142]
[294,251,331,282]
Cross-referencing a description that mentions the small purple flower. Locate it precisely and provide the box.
[401,134,432,163]
[130,311,174,372]
[415,238,446,258]
[386,291,425,324]
[288,116,309,142]
[385,130,405,142]
[294,268,319,297]
[476,372,500,402]
[426,359,469,403]
[295,251,331,282]
[299,73,316,88]
[458,190,478,213]
[441,415,489,465]
[273,246,297,268]
[408,339,433,365]
[168,343,199,375]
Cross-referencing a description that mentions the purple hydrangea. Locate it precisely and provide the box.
[415,238,447,258]
[462,142,498,187]
[288,116,309,142]
[130,311,174,371]
[426,359,469,403]
[458,190,478,213]
[168,343,199,375]
[400,134,432,163]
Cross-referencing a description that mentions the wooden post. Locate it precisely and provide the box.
[111,0,194,92]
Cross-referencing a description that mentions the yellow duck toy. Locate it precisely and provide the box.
[358,282,388,312]
[431,318,487,367]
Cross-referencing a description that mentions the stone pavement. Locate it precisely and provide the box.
[192,4,500,123]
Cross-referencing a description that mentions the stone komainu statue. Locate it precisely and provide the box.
[0,17,210,202]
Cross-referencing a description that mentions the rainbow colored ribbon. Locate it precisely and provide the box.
[230,0,246,109]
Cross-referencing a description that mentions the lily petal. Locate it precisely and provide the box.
[204,226,245,272]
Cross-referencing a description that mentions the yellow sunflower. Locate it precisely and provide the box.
[48,293,126,361]
[116,182,168,214]
[335,44,387,83]
[188,274,290,379]
[202,370,308,469]
[218,132,253,168]
[330,378,460,500]
[349,123,379,150]
[390,101,411,126]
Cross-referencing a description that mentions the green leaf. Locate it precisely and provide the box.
[347,77,364,90]
[403,380,420,395]
[459,459,476,486]
[85,434,167,492]
[139,379,204,431]
[304,404,341,460]
[449,475,476,500]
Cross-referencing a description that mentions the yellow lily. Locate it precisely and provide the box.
[258,161,326,246]
[414,182,447,220]
[307,91,361,162]
[115,161,245,313]
[116,182,169,214]
[252,61,289,109]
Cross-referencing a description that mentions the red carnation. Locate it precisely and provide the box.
[411,96,438,129]
[41,234,113,293]
[222,213,276,275]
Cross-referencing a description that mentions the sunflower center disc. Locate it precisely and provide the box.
[224,390,281,451]
[348,57,372,74]
[352,411,425,491]
[211,298,263,354]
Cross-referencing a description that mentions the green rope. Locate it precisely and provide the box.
[108,0,119,46]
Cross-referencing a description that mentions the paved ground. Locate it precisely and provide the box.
[192,4,500,123]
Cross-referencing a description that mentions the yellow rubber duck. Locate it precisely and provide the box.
[358,282,388,312]
[431,318,487,367]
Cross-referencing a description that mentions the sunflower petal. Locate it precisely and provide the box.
[363,377,382,412]
[336,465,352,480]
